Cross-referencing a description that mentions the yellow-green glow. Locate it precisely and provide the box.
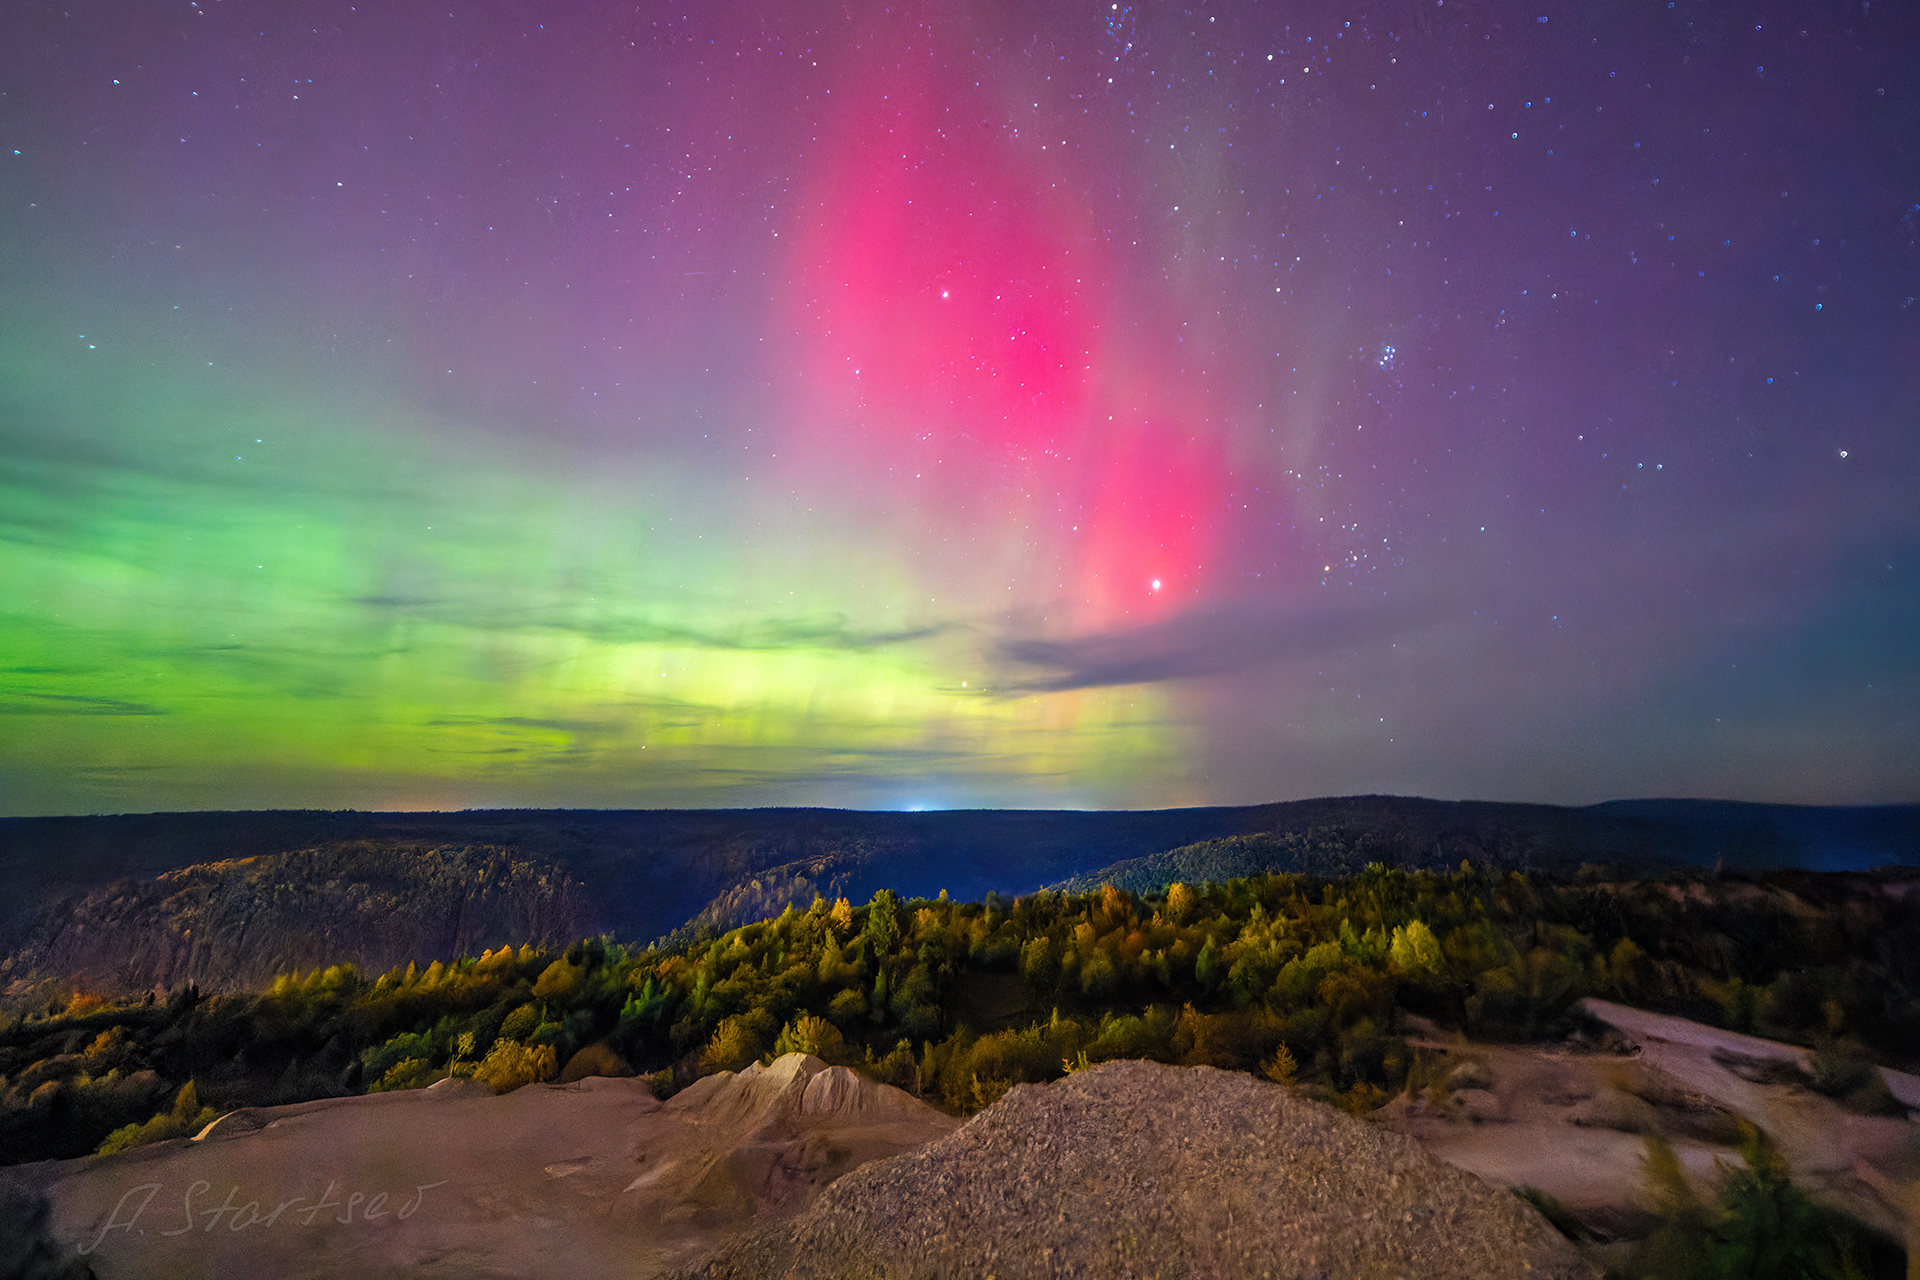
[0,340,1194,814]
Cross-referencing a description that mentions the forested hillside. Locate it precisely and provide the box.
[5,863,1915,1169]
[7,799,1912,984]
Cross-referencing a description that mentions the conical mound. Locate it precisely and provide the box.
[675,1059,1599,1280]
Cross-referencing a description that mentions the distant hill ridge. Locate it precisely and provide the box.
[0,841,588,997]
[1,797,1913,999]
[1051,798,1920,898]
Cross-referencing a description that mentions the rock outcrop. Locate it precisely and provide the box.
[1,842,589,996]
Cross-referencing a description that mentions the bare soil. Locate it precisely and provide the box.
[16,1056,955,1279]
[1379,999,1920,1271]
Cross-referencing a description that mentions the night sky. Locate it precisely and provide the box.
[3,0,1916,817]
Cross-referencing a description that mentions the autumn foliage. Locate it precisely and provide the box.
[0,864,1913,1170]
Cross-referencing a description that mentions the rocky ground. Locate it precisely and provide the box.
[673,1059,1598,1280]
[8,1001,1916,1278]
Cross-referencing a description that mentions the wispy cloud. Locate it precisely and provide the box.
[352,595,953,654]
[0,691,167,716]
[576,615,950,653]
[989,597,1441,693]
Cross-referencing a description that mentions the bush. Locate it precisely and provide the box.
[773,1014,845,1061]
[1629,1127,1875,1279]
[498,1004,542,1042]
[370,1057,444,1093]
[865,1039,920,1093]
[1085,1013,1159,1064]
[700,1016,763,1073]
[96,1081,219,1156]
[1259,1043,1297,1085]
[826,989,868,1025]
[1807,1048,1904,1116]
[558,1042,633,1083]
[472,1040,556,1094]
[362,1029,438,1084]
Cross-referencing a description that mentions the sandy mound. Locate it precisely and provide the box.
[20,1055,956,1279]
[619,1055,961,1242]
[675,1059,1600,1280]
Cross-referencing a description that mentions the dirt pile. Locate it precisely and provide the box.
[675,1059,1599,1280]
[618,1054,962,1242]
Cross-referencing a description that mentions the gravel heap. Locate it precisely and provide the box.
[674,1059,1599,1280]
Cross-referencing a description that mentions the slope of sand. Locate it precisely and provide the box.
[19,1055,956,1279]
[1379,999,1920,1264]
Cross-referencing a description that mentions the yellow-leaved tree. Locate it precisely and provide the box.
[1389,920,1446,978]
[773,1013,845,1061]
[701,1015,764,1073]
[474,1040,557,1094]
[96,1081,220,1156]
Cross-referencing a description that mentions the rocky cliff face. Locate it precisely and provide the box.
[662,853,868,946]
[0,841,589,997]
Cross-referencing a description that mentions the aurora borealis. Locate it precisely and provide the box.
[2,0,1916,816]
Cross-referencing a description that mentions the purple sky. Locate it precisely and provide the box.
[1,0,1916,815]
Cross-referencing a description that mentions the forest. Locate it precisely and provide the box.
[2,863,1914,1272]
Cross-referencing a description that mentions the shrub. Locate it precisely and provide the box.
[1259,1043,1297,1085]
[1085,1013,1158,1064]
[700,1016,763,1073]
[826,988,868,1025]
[499,1003,542,1042]
[773,1014,845,1061]
[375,1056,428,1090]
[865,1039,920,1093]
[1389,921,1446,978]
[371,1057,444,1092]
[96,1081,219,1156]
[532,958,583,1001]
[472,1040,556,1094]
[1807,1048,1904,1116]
[558,1042,633,1083]
[362,1029,438,1084]
[1629,1127,1874,1279]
